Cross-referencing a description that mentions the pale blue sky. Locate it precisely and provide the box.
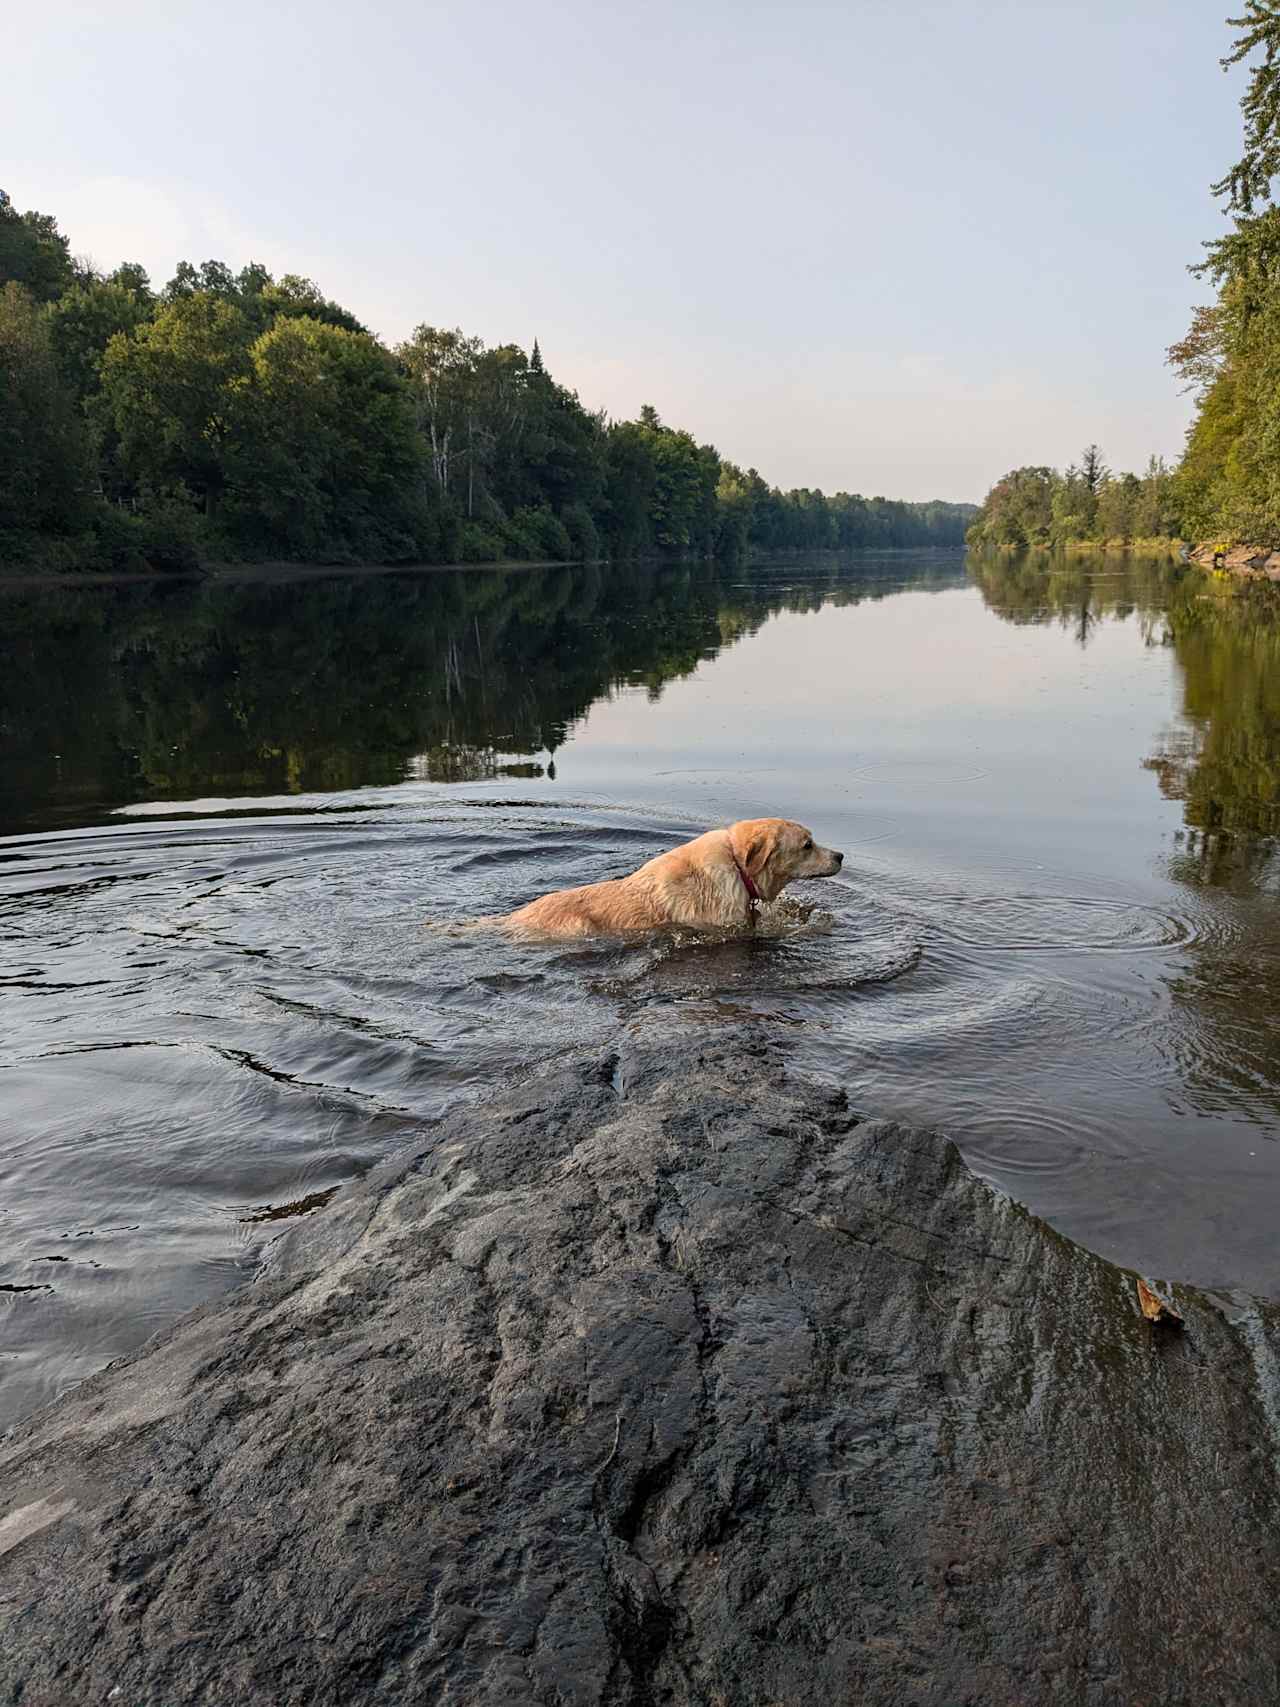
[11,1,1241,500]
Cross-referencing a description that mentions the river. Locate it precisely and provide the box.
[3,548,1280,1429]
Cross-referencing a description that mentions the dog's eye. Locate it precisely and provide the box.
[803,838,813,850]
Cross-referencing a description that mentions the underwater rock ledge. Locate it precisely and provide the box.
[2,1024,1279,1706]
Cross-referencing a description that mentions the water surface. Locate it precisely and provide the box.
[4,549,1280,1428]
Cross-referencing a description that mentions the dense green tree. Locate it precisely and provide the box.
[1211,3,1280,217]
[396,324,485,499]
[628,407,720,553]
[0,283,91,538]
[45,275,152,402]
[714,462,756,559]
[600,420,659,556]
[0,190,73,303]
[256,274,366,334]
[223,316,429,560]
[1,185,977,572]
[163,259,245,302]
[511,361,606,526]
[98,291,253,513]
[969,450,1183,549]
[162,259,365,334]
[1164,8,1280,545]
[1080,443,1109,493]
[1094,472,1142,541]
[967,466,1057,547]
[108,263,154,303]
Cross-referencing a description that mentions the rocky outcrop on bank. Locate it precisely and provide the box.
[2,1025,1280,1705]
[1188,542,1280,579]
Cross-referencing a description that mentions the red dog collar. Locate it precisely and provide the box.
[730,849,762,904]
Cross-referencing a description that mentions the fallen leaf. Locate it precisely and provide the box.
[1136,1276,1184,1328]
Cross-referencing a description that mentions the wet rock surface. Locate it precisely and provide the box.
[1188,542,1280,578]
[2,1024,1280,1706]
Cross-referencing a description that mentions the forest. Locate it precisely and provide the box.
[963,447,1182,550]
[0,196,973,574]
[969,3,1280,554]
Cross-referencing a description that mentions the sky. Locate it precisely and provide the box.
[8,1,1247,502]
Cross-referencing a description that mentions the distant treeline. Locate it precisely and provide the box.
[971,6,1280,555]
[965,446,1181,550]
[0,192,975,573]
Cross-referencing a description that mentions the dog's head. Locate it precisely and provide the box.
[727,818,843,903]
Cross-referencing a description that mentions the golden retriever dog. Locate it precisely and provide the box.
[504,817,843,939]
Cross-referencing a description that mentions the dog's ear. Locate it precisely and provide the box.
[742,823,782,883]
[741,828,768,877]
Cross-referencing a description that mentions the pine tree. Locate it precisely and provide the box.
[1080,444,1109,494]
[1213,3,1280,215]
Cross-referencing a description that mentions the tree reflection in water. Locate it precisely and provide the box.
[0,554,965,830]
[973,550,1280,870]
[975,548,1280,1124]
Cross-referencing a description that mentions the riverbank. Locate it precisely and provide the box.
[1187,542,1280,581]
[969,537,1184,557]
[0,544,966,590]
[3,1021,1278,1704]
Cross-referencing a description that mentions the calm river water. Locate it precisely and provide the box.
[3,549,1280,1428]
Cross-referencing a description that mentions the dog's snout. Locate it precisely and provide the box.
[833,849,844,868]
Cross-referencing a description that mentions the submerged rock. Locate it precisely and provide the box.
[2,1025,1279,1705]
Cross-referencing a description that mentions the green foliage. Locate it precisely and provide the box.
[629,407,720,554]
[0,190,977,574]
[0,190,73,303]
[966,466,1057,548]
[1167,9,1280,546]
[560,501,600,561]
[457,520,509,562]
[0,283,91,543]
[1211,4,1280,217]
[256,275,366,334]
[500,505,573,562]
[1173,271,1280,549]
[968,452,1182,549]
[99,291,253,513]
[45,276,152,401]
[221,317,428,561]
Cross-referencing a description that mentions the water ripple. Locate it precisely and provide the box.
[0,794,1268,1432]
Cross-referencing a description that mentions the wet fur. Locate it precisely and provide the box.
[504,818,843,940]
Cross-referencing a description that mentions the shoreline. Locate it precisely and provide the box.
[967,537,1184,557]
[1185,542,1280,582]
[0,543,968,592]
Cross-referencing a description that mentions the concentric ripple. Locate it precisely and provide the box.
[1,779,1278,1432]
[930,891,1204,954]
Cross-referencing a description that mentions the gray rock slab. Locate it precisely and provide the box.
[2,1026,1280,1705]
